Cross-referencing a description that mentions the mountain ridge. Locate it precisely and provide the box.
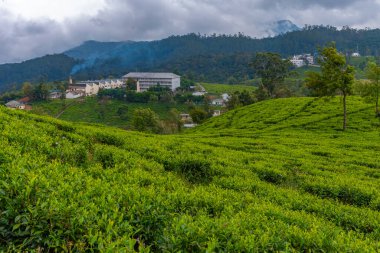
[1,25,380,91]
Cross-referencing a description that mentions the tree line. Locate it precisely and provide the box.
[244,44,380,131]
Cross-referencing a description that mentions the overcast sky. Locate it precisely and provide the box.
[0,0,380,63]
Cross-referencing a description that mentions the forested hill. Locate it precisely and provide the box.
[0,54,77,92]
[1,26,380,91]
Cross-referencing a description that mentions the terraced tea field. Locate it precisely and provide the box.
[1,96,379,251]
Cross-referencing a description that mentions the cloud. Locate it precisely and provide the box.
[0,0,379,63]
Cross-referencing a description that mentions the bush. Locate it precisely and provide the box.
[131,108,163,134]
[162,156,213,184]
[93,132,125,147]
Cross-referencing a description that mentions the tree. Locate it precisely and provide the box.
[22,82,33,97]
[126,78,137,91]
[131,108,162,134]
[226,93,242,110]
[32,83,50,101]
[117,104,129,120]
[251,52,292,98]
[305,44,355,130]
[189,108,209,124]
[57,84,66,99]
[239,90,255,106]
[168,108,182,132]
[356,62,380,116]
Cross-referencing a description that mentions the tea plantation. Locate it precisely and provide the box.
[1,96,380,252]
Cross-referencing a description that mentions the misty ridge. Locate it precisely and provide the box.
[0,25,380,92]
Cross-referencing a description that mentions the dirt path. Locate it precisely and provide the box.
[55,101,77,118]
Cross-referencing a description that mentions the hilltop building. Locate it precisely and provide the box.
[123,72,181,92]
[65,78,124,98]
[290,54,314,67]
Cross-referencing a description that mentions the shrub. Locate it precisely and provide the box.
[93,132,125,147]
[162,157,212,184]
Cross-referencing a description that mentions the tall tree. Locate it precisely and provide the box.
[357,62,380,116]
[251,52,292,98]
[305,44,355,130]
[22,82,33,97]
[131,108,162,134]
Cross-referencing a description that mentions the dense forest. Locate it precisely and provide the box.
[0,54,77,92]
[1,26,380,91]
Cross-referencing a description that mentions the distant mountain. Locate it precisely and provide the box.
[265,20,301,36]
[0,54,77,92]
[1,25,380,92]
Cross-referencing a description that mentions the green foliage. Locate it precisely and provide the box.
[162,156,213,184]
[201,83,256,95]
[1,96,380,251]
[0,54,77,92]
[31,97,188,129]
[126,78,137,91]
[305,44,355,130]
[355,62,380,116]
[251,52,293,98]
[189,108,209,124]
[226,90,255,110]
[132,108,163,134]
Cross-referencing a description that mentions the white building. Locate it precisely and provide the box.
[67,82,99,97]
[213,110,221,117]
[221,93,230,102]
[123,72,181,92]
[66,78,124,98]
[192,91,207,96]
[290,56,306,68]
[305,54,314,65]
[98,79,124,89]
[5,100,25,110]
[66,91,83,99]
[290,54,315,67]
[211,98,225,106]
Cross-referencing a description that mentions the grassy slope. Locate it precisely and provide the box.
[200,83,256,94]
[1,96,380,251]
[31,97,188,128]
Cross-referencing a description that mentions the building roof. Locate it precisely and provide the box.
[18,97,30,103]
[5,100,23,107]
[123,72,180,79]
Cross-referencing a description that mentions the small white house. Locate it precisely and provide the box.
[5,100,25,110]
[290,56,305,68]
[192,91,207,96]
[213,110,221,117]
[183,123,197,128]
[211,98,225,106]
[221,93,230,101]
[66,91,83,99]
[49,91,63,99]
[67,82,99,96]
[180,113,192,122]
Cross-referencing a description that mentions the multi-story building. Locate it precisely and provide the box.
[66,78,124,98]
[123,72,181,92]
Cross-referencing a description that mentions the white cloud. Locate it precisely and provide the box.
[0,0,106,20]
[0,0,379,63]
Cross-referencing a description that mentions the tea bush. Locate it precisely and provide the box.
[1,96,380,251]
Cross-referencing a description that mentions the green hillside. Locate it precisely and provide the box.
[31,97,188,128]
[200,83,256,94]
[1,96,380,251]
[193,96,379,134]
